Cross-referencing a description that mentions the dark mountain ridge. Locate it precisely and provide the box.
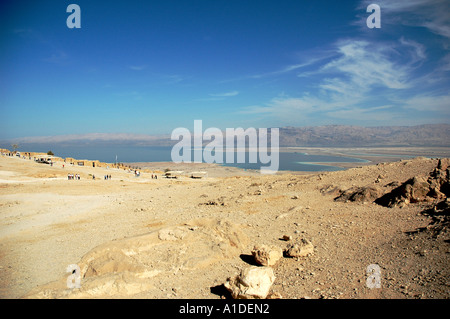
[2,124,450,148]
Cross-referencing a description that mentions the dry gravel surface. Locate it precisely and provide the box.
[0,155,448,299]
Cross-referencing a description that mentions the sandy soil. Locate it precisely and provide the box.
[0,151,448,299]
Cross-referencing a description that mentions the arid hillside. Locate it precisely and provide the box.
[0,154,448,299]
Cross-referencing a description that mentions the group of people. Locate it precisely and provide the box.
[67,171,158,181]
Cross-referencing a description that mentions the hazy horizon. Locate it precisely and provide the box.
[2,124,450,150]
[2,122,450,143]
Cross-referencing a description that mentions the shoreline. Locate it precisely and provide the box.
[128,146,450,176]
[280,146,450,158]
[3,146,450,178]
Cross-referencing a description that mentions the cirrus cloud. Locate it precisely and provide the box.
[240,37,433,125]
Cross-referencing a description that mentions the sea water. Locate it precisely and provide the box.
[5,144,371,172]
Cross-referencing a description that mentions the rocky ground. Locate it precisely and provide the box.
[0,154,448,299]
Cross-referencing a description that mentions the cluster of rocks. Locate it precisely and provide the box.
[332,158,449,238]
[413,196,450,240]
[375,159,449,208]
[334,186,383,204]
[223,237,314,299]
[331,159,450,209]
[199,196,227,206]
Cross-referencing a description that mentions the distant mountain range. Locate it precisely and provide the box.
[277,124,450,147]
[5,133,172,147]
[3,124,450,148]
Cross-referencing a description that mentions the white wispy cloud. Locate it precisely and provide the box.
[248,55,332,79]
[399,93,450,113]
[240,37,434,124]
[399,37,427,66]
[321,40,412,92]
[194,90,239,102]
[241,96,323,115]
[441,54,450,71]
[358,0,450,39]
[129,65,147,71]
[325,105,397,121]
[236,1,449,126]
[220,51,334,84]
[209,91,239,97]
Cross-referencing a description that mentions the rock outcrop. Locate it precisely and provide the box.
[334,186,383,203]
[376,159,449,208]
[224,266,275,299]
[23,218,248,298]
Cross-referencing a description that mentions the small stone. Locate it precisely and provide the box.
[285,238,314,257]
[252,245,283,266]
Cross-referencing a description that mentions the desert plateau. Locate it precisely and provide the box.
[0,151,449,300]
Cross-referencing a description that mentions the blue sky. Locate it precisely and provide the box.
[1,0,449,139]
